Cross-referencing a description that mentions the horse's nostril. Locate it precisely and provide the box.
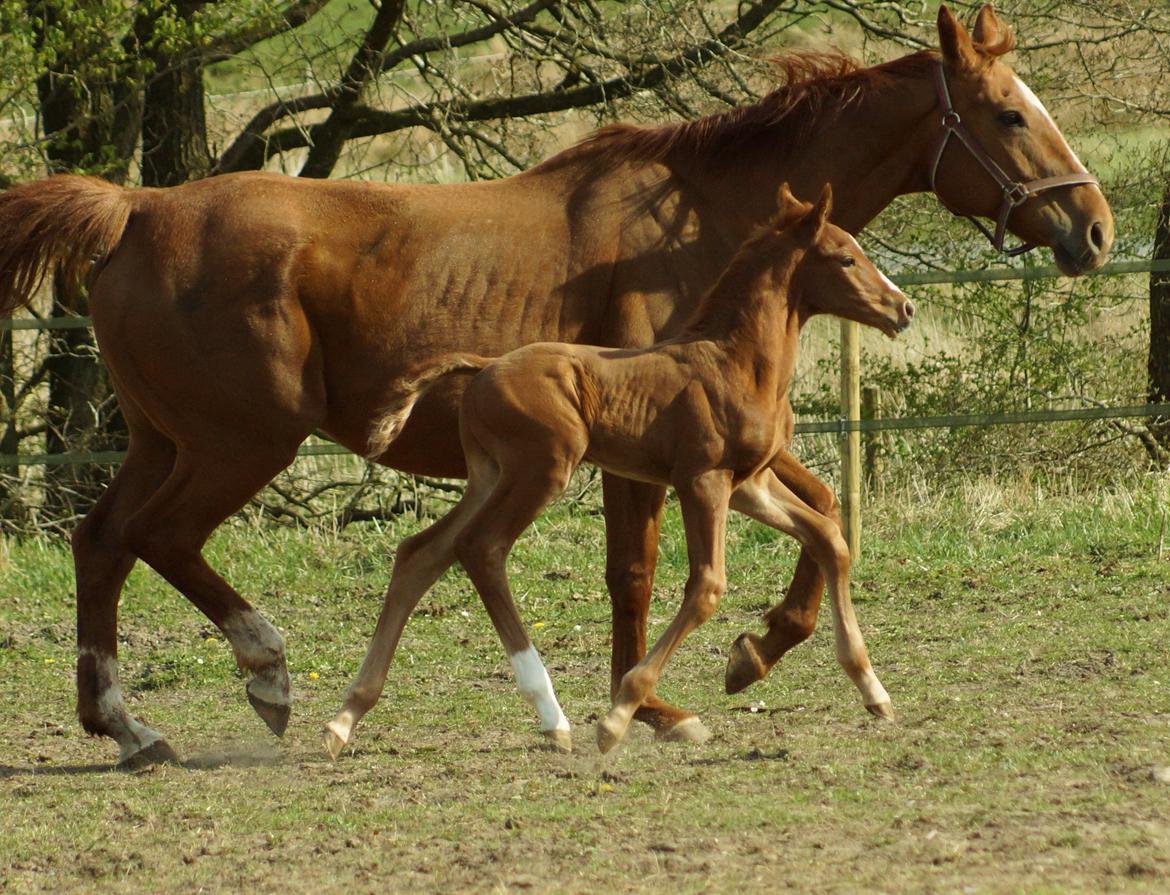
[904,300,915,319]
[1089,222,1105,252]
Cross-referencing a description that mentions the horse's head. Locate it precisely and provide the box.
[779,184,914,338]
[928,4,1113,275]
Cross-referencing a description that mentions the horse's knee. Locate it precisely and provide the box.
[686,569,726,623]
[605,560,656,608]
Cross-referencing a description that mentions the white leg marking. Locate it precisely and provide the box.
[82,648,164,764]
[222,610,289,710]
[510,646,570,733]
[221,609,285,671]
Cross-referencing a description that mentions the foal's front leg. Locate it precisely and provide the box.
[729,470,893,718]
[598,472,732,754]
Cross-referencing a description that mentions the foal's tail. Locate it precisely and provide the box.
[0,175,133,317]
[366,354,490,459]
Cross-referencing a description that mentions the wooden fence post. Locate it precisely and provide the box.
[839,319,861,558]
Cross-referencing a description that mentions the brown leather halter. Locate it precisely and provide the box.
[928,60,1100,257]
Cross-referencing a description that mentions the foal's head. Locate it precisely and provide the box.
[776,184,914,338]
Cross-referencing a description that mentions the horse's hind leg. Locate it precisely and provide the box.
[121,444,302,738]
[730,470,892,719]
[602,475,710,745]
[324,453,497,759]
[454,455,574,752]
[74,429,177,768]
[725,450,833,694]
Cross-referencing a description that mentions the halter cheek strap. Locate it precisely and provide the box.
[928,60,1099,257]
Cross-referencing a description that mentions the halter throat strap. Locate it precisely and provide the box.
[927,60,1099,257]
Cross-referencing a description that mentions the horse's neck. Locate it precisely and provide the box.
[674,66,938,238]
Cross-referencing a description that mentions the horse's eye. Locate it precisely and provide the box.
[840,256,856,267]
[998,110,1025,128]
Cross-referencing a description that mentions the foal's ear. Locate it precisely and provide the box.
[971,4,1016,57]
[937,5,982,72]
[798,183,833,240]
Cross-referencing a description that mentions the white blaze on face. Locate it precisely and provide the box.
[510,645,570,733]
[845,233,903,298]
[1012,74,1089,174]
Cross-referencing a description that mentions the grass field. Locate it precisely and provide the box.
[2,474,1169,893]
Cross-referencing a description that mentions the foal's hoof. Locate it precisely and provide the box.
[248,690,291,738]
[117,738,180,771]
[542,728,572,754]
[725,632,769,695]
[656,716,711,745]
[865,701,895,722]
[596,716,627,755]
[323,722,349,761]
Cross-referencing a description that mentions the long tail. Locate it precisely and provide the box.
[366,354,490,459]
[0,175,133,317]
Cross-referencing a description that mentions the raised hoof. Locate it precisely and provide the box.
[656,716,711,745]
[865,701,895,722]
[248,690,291,738]
[725,632,769,695]
[117,738,180,771]
[596,716,627,755]
[323,722,348,761]
[542,728,572,754]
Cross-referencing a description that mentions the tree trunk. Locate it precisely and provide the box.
[32,2,138,523]
[1149,179,1170,454]
[141,2,210,187]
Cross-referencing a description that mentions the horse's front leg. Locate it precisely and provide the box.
[724,449,835,694]
[729,470,893,719]
[602,474,710,744]
[598,472,731,753]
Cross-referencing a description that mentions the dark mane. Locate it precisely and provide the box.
[560,50,935,167]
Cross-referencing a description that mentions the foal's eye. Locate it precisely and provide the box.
[998,110,1026,128]
[840,256,856,267]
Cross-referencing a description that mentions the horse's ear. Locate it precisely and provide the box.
[772,182,807,231]
[937,5,981,71]
[971,4,1016,57]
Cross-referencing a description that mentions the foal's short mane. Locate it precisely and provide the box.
[556,50,936,168]
[679,219,796,340]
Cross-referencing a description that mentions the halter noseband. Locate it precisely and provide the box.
[928,60,1099,257]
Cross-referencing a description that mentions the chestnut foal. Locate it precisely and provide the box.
[326,184,913,757]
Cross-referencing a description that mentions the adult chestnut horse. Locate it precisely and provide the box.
[0,6,1111,766]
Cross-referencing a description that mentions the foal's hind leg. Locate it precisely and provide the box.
[725,450,834,694]
[598,472,731,754]
[121,445,303,738]
[324,456,496,759]
[74,429,178,767]
[454,456,574,752]
[730,470,892,718]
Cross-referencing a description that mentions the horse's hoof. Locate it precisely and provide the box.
[725,632,768,694]
[596,716,626,755]
[323,722,348,761]
[248,690,291,737]
[117,738,180,771]
[865,701,895,722]
[542,728,572,753]
[656,716,711,745]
